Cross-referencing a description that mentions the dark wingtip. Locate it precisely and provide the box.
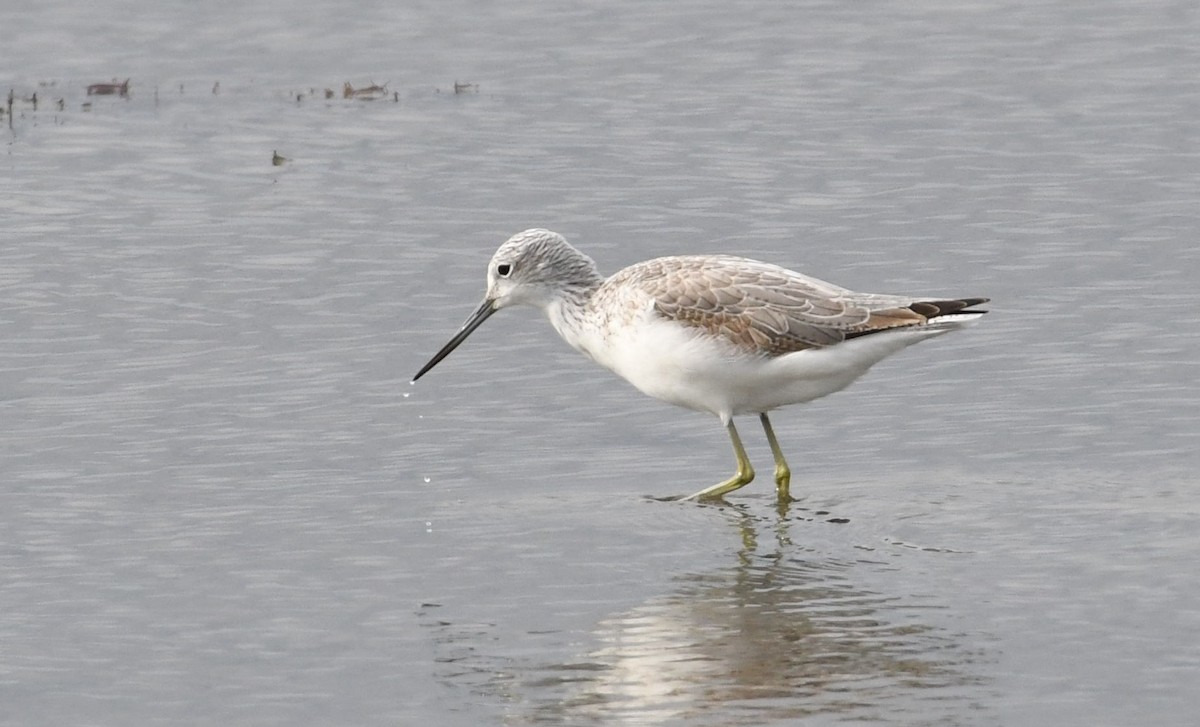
[908,297,990,318]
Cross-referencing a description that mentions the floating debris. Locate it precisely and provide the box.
[324,88,335,99]
[272,150,291,166]
[87,78,130,96]
[212,81,220,95]
[343,81,388,100]
[453,80,478,94]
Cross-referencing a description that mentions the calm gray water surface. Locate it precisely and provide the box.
[3,1,1198,725]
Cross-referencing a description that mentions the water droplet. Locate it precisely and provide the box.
[423,476,431,483]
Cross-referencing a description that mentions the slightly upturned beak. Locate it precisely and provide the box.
[412,297,497,382]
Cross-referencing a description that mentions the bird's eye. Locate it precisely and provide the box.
[497,263,513,278]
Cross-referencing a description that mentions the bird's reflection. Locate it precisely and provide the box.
[426,505,984,725]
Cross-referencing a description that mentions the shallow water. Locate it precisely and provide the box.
[3,0,1199,725]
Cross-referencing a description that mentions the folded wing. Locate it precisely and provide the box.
[620,255,988,357]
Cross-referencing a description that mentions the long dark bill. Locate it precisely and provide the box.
[412,298,497,382]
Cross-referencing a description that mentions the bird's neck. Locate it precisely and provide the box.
[544,278,605,360]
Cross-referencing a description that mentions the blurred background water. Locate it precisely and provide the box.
[2,1,1198,725]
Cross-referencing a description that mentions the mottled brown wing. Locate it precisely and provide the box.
[615,256,873,355]
[616,255,987,357]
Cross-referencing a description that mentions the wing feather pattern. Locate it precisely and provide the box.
[603,255,988,357]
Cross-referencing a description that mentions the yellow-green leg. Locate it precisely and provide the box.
[760,413,793,502]
[684,419,755,501]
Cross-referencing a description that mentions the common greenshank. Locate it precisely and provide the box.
[413,229,987,503]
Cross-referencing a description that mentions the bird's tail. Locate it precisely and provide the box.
[848,297,989,338]
[913,298,989,330]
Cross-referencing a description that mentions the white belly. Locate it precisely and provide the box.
[590,314,955,419]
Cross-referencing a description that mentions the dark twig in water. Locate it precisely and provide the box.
[343,81,388,100]
[87,78,130,97]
